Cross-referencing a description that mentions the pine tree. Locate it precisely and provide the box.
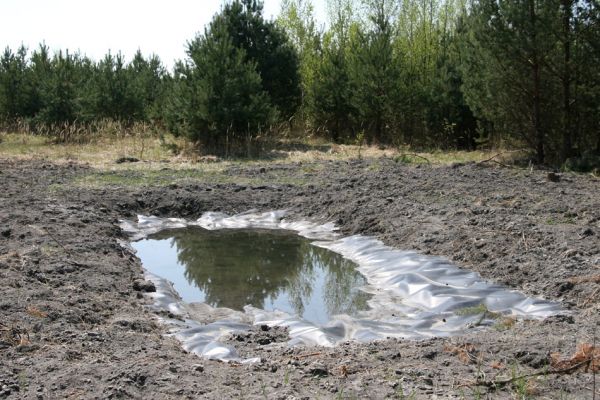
[307,0,357,141]
[461,0,559,163]
[348,0,400,144]
[0,46,37,121]
[36,50,84,125]
[221,0,301,121]
[164,11,276,155]
[127,51,167,122]
[278,0,322,127]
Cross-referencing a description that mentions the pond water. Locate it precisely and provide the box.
[132,227,372,326]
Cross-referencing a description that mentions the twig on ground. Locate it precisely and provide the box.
[593,333,597,400]
[580,288,600,309]
[520,232,530,251]
[476,149,526,167]
[28,224,74,258]
[294,352,322,359]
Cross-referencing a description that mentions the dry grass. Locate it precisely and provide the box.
[0,130,519,169]
[0,131,186,167]
[568,274,600,285]
[26,306,48,319]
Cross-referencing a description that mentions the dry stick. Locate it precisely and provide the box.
[476,149,527,166]
[593,333,597,400]
[521,232,530,251]
[581,288,600,309]
[45,228,75,259]
[468,359,595,389]
[294,352,322,359]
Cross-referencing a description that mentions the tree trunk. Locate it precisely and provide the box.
[530,0,545,164]
[561,0,573,162]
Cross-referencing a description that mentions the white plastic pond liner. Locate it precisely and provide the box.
[120,210,563,363]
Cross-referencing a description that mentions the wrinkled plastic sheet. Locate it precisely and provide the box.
[120,210,563,362]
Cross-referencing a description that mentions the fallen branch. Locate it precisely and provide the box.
[476,149,527,167]
[28,224,74,258]
[294,352,322,359]
[44,228,74,257]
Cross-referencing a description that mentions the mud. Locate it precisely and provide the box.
[0,157,598,399]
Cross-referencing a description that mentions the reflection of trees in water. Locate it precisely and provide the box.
[314,248,371,316]
[149,227,370,319]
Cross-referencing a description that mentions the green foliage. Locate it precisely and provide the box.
[166,18,275,154]
[1,0,598,164]
[222,0,301,121]
[305,0,357,141]
[36,50,87,125]
[461,0,600,164]
[164,0,301,155]
[286,0,478,149]
[0,45,167,133]
[278,0,322,126]
[0,46,38,121]
[347,0,400,144]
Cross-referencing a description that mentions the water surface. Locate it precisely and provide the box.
[132,227,371,325]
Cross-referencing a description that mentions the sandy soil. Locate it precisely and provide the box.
[0,157,598,399]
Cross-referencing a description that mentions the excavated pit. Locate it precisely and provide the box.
[123,211,563,362]
[2,159,598,398]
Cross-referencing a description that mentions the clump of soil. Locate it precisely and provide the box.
[0,158,598,399]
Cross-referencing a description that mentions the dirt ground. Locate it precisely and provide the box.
[0,157,598,399]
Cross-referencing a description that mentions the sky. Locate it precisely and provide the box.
[0,0,327,69]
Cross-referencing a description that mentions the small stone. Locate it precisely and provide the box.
[193,364,204,372]
[579,227,594,237]
[16,344,39,353]
[547,172,561,182]
[257,338,273,345]
[557,281,574,294]
[1,229,11,238]
[307,362,329,377]
[422,378,434,386]
[132,279,156,293]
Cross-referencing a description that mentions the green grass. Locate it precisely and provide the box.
[455,304,493,317]
[455,304,503,329]
[544,216,576,226]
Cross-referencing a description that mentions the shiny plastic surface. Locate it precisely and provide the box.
[121,210,563,362]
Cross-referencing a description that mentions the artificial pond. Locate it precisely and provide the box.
[121,211,562,362]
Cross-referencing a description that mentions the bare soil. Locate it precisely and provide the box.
[0,157,598,399]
